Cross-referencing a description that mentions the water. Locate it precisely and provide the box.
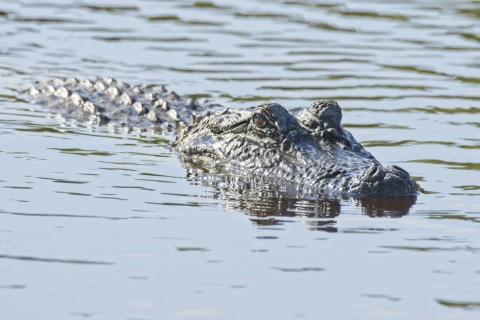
[1,0,479,319]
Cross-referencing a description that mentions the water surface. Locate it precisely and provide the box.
[0,0,479,319]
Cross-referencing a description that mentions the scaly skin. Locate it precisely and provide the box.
[24,77,418,198]
[24,77,214,131]
[173,102,418,197]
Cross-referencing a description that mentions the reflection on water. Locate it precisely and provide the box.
[437,300,480,310]
[188,171,416,220]
[0,254,114,265]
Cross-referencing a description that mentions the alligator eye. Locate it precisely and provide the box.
[253,114,268,129]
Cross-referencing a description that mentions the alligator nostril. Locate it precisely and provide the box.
[385,165,411,180]
[359,164,386,182]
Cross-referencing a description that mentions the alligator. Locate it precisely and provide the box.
[23,77,418,199]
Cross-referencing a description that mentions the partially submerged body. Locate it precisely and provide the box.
[24,77,418,198]
[25,77,214,131]
[173,101,417,197]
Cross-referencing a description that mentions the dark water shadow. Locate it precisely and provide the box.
[187,172,417,225]
[0,254,114,265]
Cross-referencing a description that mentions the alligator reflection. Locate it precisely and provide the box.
[187,171,417,230]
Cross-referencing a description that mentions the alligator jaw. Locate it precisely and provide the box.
[349,164,418,197]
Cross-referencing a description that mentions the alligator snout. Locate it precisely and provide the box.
[352,164,417,197]
[358,164,386,182]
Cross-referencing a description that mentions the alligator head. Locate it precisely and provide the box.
[172,101,417,197]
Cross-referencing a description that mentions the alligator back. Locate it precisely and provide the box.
[24,77,214,132]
